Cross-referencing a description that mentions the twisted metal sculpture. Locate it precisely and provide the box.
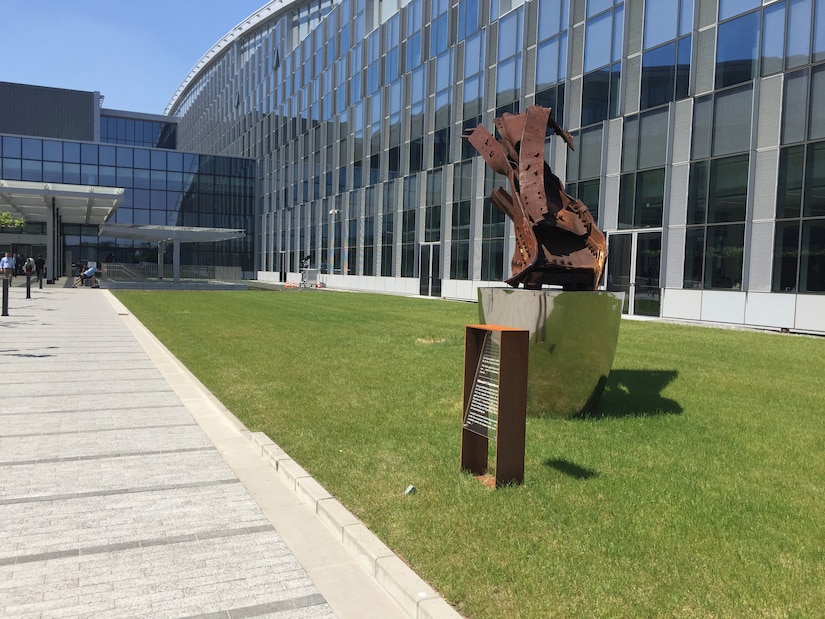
[463,105,607,290]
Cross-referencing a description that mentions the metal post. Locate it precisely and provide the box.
[26,274,31,300]
[2,279,8,316]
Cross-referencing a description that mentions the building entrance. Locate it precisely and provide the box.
[419,243,441,297]
[606,232,662,317]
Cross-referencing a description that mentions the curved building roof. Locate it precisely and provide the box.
[165,0,299,115]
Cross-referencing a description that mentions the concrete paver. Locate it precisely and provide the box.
[0,282,458,618]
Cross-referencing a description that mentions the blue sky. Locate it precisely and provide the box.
[1,0,269,114]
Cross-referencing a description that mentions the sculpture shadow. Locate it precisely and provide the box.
[544,458,598,480]
[577,369,682,419]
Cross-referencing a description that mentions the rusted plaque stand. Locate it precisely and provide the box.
[461,325,528,487]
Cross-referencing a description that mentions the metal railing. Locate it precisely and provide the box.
[100,263,222,282]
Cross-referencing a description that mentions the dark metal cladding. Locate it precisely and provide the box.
[463,105,607,291]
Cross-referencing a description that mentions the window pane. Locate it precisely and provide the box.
[809,65,825,140]
[815,0,825,61]
[537,37,560,88]
[635,168,665,227]
[719,0,761,20]
[713,85,753,156]
[638,108,669,169]
[498,10,522,60]
[804,141,825,217]
[581,69,611,125]
[538,0,562,39]
[578,179,601,224]
[762,1,786,76]
[704,223,745,288]
[618,173,635,229]
[684,227,706,288]
[786,0,813,68]
[588,0,613,18]
[641,43,676,109]
[680,0,695,35]
[800,219,825,291]
[692,96,712,159]
[773,221,800,291]
[708,155,749,222]
[716,11,760,88]
[612,6,624,62]
[676,36,691,99]
[622,115,639,171]
[644,1,678,49]
[584,12,613,71]
[688,160,709,224]
[782,69,809,144]
[777,145,805,218]
[579,125,603,178]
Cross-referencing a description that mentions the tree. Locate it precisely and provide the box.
[0,212,25,228]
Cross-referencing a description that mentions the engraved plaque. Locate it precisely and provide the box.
[463,330,501,438]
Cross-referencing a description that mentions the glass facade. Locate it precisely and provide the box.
[0,133,255,269]
[162,0,825,330]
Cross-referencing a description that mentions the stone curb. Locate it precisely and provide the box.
[246,431,462,619]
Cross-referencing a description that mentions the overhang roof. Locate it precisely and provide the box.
[98,223,246,243]
[0,179,124,225]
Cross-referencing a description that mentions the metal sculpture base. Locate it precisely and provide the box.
[478,288,623,418]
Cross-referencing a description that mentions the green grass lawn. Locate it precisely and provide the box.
[115,289,825,618]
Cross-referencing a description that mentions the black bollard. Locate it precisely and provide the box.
[39,274,43,289]
[2,279,8,317]
[26,274,32,299]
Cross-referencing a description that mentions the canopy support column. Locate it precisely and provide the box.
[173,239,181,284]
[158,241,165,280]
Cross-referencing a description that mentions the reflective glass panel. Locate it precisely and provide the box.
[618,173,635,228]
[716,10,760,88]
[773,221,800,291]
[581,69,611,125]
[680,0,695,35]
[584,12,612,71]
[684,226,705,288]
[713,85,753,156]
[641,42,676,109]
[719,0,761,20]
[815,0,825,61]
[809,65,825,140]
[645,1,678,49]
[537,37,560,88]
[708,155,749,223]
[777,145,805,218]
[21,138,42,160]
[607,234,632,310]
[786,0,813,68]
[634,232,662,316]
[782,70,808,144]
[539,0,562,39]
[800,219,825,291]
[704,223,745,288]
[635,168,665,227]
[638,108,669,169]
[588,0,613,18]
[498,10,522,60]
[804,141,825,217]
[762,2,786,76]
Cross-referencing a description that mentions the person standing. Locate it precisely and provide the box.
[1,253,15,283]
[34,254,45,282]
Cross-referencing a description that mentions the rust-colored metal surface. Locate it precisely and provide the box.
[463,106,607,290]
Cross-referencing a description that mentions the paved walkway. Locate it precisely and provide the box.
[0,281,458,618]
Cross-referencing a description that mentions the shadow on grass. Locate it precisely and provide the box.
[578,369,682,419]
[544,459,599,479]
